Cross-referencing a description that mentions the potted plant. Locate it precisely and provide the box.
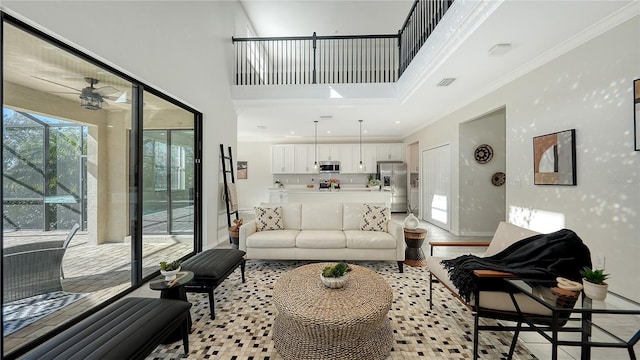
[320,262,351,289]
[580,266,610,300]
[368,178,381,190]
[160,260,182,281]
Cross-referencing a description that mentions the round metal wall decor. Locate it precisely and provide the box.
[474,144,494,164]
[491,172,506,186]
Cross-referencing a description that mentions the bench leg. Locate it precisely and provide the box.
[181,318,190,354]
[208,287,216,320]
[397,261,404,273]
[241,259,246,283]
[429,272,433,310]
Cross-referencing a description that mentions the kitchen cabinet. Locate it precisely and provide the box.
[339,144,356,173]
[294,144,317,174]
[357,144,377,174]
[317,144,341,161]
[271,142,403,174]
[409,143,419,173]
[376,143,404,161]
[269,189,288,203]
[271,145,295,174]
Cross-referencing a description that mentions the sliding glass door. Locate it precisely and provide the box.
[2,15,201,357]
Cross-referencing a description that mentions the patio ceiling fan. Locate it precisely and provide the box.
[32,76,128,110]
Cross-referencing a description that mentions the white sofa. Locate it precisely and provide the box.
[239,203,406,272]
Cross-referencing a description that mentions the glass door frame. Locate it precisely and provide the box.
[0,11,203,324]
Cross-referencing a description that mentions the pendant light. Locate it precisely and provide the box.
[313,120,319,169]
[358,120,363,169]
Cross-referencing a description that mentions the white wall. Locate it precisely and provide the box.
[236,142,272,210]
[3,1,240,248]
[405,16,640,300]
[458,108,506,235]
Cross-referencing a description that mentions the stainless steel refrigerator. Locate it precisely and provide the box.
[377,162,407,212]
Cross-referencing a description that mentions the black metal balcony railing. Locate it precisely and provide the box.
[399,0,453,76]
[232,0,453,86]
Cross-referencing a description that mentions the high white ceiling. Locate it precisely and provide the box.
[236,0,637,143]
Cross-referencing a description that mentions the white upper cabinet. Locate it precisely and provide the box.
[294,144,318,174]
[317,144,341,161]
[358,144,377,174]
[271,142,403,174]
[339,144,356,174]
[271,145,295,174]
[376,143,404,161]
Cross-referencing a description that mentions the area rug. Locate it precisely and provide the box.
[147,260,536,359]
[3,291,89,335]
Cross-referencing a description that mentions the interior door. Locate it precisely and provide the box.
[421,144,451,231]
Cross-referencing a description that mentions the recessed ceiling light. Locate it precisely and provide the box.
[488,43,512,56]
[437,78,456,86]
[289,131,295,134]
[326,130,331,134]
[395,121,401,124]
[363,130,368,133]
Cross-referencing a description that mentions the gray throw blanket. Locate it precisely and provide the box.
[441,228,591,302]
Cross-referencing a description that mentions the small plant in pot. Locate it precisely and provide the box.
[160,260,182,281]
[320,262,351,289]
[580,266,610,301]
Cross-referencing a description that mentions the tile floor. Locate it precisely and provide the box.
[4,214,640,359]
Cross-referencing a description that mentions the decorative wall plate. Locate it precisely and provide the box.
[474,144,494,164]
[491,172,506,186]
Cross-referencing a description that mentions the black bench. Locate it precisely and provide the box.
[23,297,191,360]
[181,248,246,319]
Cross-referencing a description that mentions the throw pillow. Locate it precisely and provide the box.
[254,206,285,231]
[360,204,390,232]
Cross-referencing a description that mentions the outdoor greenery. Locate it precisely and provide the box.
[3,108,85,230]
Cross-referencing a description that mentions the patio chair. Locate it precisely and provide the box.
[2,223,80,302]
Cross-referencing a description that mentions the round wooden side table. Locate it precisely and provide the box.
[403,228,427,267]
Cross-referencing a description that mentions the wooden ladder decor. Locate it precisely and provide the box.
[220,144,239,243]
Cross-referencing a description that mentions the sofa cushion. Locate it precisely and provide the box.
[296,230,346,248]
[301,203,343,230]
[344,230,396,249]
[255,206,284,231]
[260,203,302,230]
[246,230,299,248]
[359,204,390,232]
[428,256,551,315]
[343,203,385,230]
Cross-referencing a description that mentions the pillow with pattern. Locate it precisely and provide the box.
[360,203,390,232]
[254,206,285,231]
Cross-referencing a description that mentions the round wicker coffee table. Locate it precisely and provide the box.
[273,263,393,360]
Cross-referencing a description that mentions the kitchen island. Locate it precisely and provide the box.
[269,187,391,208]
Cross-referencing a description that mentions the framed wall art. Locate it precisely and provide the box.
[533,129,576,186]
[634,79,640,151]
[237,161,248,179]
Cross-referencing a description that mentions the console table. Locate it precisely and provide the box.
[506,279,640,360]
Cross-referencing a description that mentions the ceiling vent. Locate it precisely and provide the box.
[436,78,456,87]
[488,43,512,56]
[319,115,333,121]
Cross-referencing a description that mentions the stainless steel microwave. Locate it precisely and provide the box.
[319,161,341,173]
